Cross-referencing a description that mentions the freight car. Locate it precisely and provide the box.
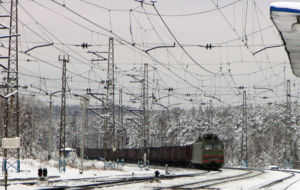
[78,134,224,170]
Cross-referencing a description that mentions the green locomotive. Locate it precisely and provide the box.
[81,134,224,170]
[191,134,224,170]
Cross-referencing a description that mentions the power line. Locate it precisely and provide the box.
[2,0,289,108]
[79,0,243,17]
[209,0,274,89]
[140,5,209,90]
[152,3,219,75]
[10,2,155,103]
[46,0,220,100]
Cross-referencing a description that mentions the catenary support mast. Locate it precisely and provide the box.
[58,55,69,172]
[106,37,115,148]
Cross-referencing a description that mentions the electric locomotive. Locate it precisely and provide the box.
[80,133,224,170]
[191,134,224,170]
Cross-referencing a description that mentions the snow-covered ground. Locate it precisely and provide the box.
[215,169,292,190]
[0,157,196,189]
[2,158,300,190]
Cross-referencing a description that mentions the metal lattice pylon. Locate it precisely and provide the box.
[3,1,20,189]
[284,80,292,161]
[241,90,248,165]
[58,55,69,172]
[106,37,115,148]
[142,63,149,151]
[6,0,19,140]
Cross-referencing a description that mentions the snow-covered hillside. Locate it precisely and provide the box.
[0,95,299,168]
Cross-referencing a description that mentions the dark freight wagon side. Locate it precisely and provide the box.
[77,134,224,170]
[148,145,192,166]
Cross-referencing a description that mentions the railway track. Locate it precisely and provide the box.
[210,168,298,190]
[258,172,295,189]
[4,169,210,189]
[37,171,212,189]
[7,167,300,189]
[157,168,264,190]
[282,177,300,190]
[0,175,60,186]
[257,170,300,190]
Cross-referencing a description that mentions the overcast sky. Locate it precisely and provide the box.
[0,0,298,108]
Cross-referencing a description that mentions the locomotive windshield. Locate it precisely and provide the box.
[214,144,223,150]
[204,144,213,150]
[204,144,223,150]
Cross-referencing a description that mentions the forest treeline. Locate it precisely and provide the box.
[0,96,299,168]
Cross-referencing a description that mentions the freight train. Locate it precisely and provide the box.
[78,134,224,170]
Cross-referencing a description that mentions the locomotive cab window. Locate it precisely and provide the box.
[213,144,223,150]
[204,144,213,150]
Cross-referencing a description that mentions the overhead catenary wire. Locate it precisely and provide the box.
[0,0,291,108]
[209,0,287,97]
[18,2,162,103]
[44,0,221,101]
[140,4,209,88]
[147,1,284,101]
[79,0,243,17]
[251,0,276,76]
[18,3,99,66]
[151,3,219,75]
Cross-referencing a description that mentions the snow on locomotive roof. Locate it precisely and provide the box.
[270,2,300,13]
[270,2,300,77]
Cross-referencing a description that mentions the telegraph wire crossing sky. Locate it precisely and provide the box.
[0,0,297,108]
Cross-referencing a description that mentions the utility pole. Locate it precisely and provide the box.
[29,85,60,160]
[241,90,247,166]
[106,37,115,148]
[142,64,146,160]
[285,80,291,162]
[7,0,19,132]
[31,95,35,158]
[159,111,166,147]
[48,93,54,160]
[209,99,212,131]
[103,94,108,149]
[29,85,61,161]
[7,0,19,139]
[119,89,124,149]
[79,93,89,174]
[143,63,149,154]
[58,55,69,172]
[3,1,20,189]
[48,91,61,160]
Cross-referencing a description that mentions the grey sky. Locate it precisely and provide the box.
[0,0,298,108]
